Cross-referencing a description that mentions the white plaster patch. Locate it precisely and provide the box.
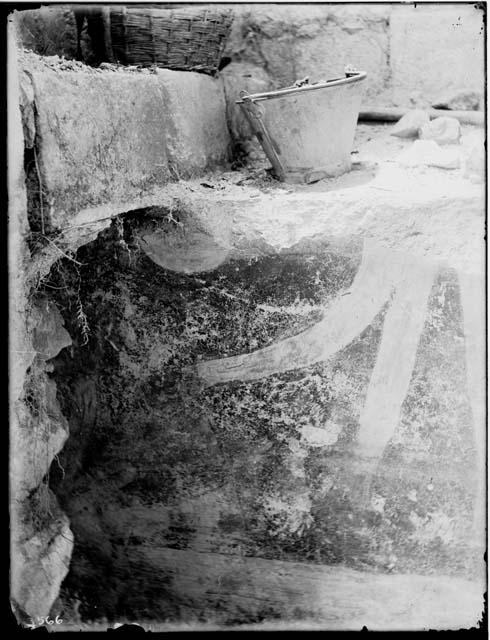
[300,423,342,447]
[371,494,386,514]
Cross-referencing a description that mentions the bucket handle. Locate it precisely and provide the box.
[239,91,286,179]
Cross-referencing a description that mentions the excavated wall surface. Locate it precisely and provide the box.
[10,41,232,624]
[43,205,484,627]
[9,6,486,630]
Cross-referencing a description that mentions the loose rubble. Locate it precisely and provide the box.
[432,89,483,112]
[418,116,461,145]
[390,109,430,138]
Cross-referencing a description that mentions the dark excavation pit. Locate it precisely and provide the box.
[38,210,480,624]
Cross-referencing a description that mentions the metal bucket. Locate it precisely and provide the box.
[237,71,367,184]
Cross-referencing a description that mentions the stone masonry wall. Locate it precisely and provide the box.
[224,3,485,107]
[16,3,486,108]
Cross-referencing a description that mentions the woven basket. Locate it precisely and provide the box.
[109,6,233,74]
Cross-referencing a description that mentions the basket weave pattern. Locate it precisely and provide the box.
[110,7,233,74]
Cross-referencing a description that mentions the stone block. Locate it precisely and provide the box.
[20,52,231,230]
[390,109,430,138]
[11,512,74,620]
[225,5,391,102]
[291,6,390,103]
[419,117,461,145]
[158,68,232,173]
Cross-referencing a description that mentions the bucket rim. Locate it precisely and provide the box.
[236,71,367,104]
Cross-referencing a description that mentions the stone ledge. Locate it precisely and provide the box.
[19,51,231,230]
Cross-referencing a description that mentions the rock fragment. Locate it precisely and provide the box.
[432,89,483,111]
[32,297,72,360]
[418,116,461,145]
[390,109,430,138]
